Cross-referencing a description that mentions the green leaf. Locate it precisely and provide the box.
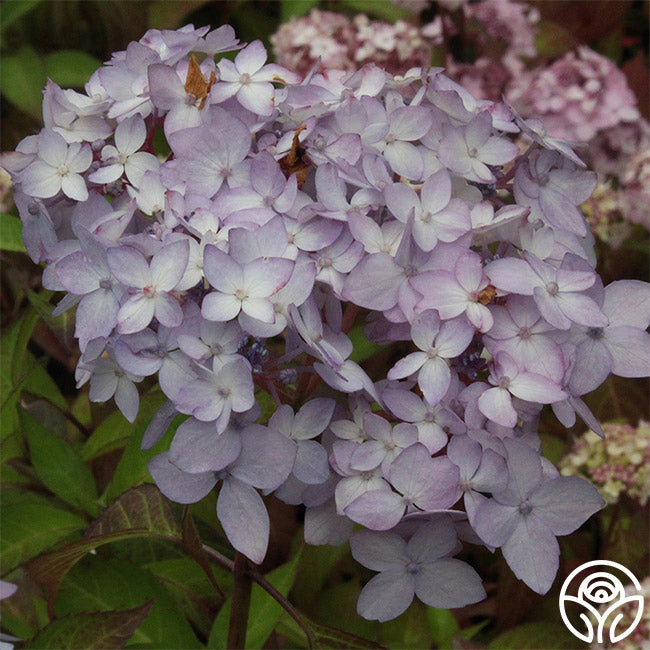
[29,484,181,599]
[349,324,384,363]
[1,306,40,389]
[82,391,168,461]
[276,612,386,649]
[22,409,99,516]
[0,490,86,573]
[488,622,582,649]
[22,356,68,410]
[426,607,460,650]
[27,600,155,649]
[0,214,26,252]
[0,44,46,119]
[44,51,102,88]
[54,557,202,649]
[281,0,318,20]
[381,601,431,649]
[208,550,303,649]
[314,579,378,641]
[2,352,67,439]
[293,543,348,611]
[146,557,230,636]
[0,0,44,33]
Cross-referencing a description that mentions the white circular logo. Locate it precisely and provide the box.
[559,560,644,644]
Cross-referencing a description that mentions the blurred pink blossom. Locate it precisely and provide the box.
[508,46,640,142]
[271,9,442,76]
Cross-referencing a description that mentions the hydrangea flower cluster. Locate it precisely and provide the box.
[270,9,442,76]
[3,23,650,622]
[561,421,650,506]
[508,46,640,143]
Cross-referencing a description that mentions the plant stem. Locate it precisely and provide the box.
[228,552,253,649]
[201,544,315,649]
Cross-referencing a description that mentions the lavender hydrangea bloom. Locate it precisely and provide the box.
[351,517,485,621]
[21,130,92,201]
[5,22,649,621]
[202,245,294,325]
[108,239,189,334]
[473,439,604,594]
[387,310,474,406]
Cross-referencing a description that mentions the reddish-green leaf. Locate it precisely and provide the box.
[27,600,154,649]
[54,558,202,649]
[29,485,181,601]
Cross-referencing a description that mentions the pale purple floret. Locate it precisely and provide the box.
[268,398,335,485]
[114,326,194,401]
[108,239,189,334]
[54,229,122,351]
[568,280,650,394]
[387,310,474,406]
[314,163,376,222]
[177,319,243,370]
[376,104,433,179]
[345,412,419,476]
[438,111,519,183]
[412,250,495,332]
[175,357,255,433]
[86,354,143,423]
[21,129,92,201]
[384,169,471,251]
[148,61,208,135]
[344,443,459,530]
[165,106,251,198]
[485,252,608,330]
[42,79,112,144]
[478,351,567,427]
[473,439,604,594]
[447,435,507,525]
[88,114,159,186]
[331,441,390,514]
[149,422,294,563]
[343,218,432,318]
[212,40,299,115]
[350,517,486,621]
[215,155,298,228]
[382,386,466,453]
[513,150,596,236]
[485,295,568,382]
[202,244,294,324]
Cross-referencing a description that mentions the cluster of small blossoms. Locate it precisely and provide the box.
[270,9,442,76]
[561,422,650,506]
[590,575,650,650]
[463,0,539,62]
[4,23,650,622]
[507,46,640,143]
